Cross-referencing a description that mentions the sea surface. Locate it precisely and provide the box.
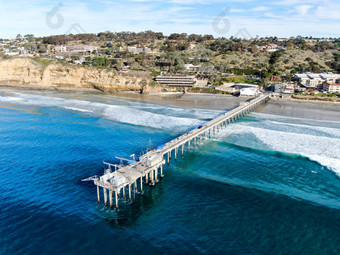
[0,89,339,255]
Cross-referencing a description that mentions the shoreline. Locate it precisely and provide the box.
[271,97,340,105]
[1,84,340,106]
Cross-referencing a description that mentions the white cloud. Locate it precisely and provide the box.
[251,6,269,11]
[295,5,313,15]
[230,8,245,13]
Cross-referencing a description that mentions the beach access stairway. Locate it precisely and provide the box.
[83,94,270,209]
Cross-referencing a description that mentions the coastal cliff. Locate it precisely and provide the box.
[0,58,158,93]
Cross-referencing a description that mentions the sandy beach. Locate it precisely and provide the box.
[1,86,339,122]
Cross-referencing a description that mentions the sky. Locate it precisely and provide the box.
[0,0,339,39]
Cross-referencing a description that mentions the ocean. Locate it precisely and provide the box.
[0,89,339,254]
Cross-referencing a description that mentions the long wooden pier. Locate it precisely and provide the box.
[83,94,269,209]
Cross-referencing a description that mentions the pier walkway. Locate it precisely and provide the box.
[83,94,269,209]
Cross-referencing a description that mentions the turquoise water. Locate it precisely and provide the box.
[0,89,339,254]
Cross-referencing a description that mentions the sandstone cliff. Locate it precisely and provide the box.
[0,58,155,93]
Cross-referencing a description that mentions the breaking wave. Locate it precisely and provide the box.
[0,92,220,131]
[215,113,340,177]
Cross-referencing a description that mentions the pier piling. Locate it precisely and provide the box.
[109,190,113,208]
[103,188,107,206]
[97,185,100,203]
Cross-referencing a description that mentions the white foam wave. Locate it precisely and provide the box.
[252,112,340,124]
[267,120,340,138]
[0,92,206,130]
[216,123,340,177]
[63,107,93,113]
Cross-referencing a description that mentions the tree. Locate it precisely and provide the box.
[24,34,34,42]
[250,45,258,54]
[192,57,200,65]
[37,44,47,53]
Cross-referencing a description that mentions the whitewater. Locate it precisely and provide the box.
[1,90,339,177]
[214,113,340,177]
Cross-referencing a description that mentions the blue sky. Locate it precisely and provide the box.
[0,0,339,38]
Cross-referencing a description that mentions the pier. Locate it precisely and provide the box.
[83,94,269,209]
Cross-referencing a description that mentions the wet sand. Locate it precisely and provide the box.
[110,92,340,122]
[261,100,340,122]
[110,92,249,111]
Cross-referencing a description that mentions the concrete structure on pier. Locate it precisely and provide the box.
[83,94,270,210]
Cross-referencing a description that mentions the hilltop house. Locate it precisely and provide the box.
[127,47,151,54]
[55,45,98,55]
[184,64,201,73]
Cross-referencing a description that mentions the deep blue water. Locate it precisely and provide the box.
[0,89,339,255]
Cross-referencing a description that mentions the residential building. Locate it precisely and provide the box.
[184,64,201,73]
[55,45,98,55]
[55,45,67,52]
[323,83,340,93]
[127,47,151,54]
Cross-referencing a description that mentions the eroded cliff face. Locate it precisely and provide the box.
[0,58,153,92]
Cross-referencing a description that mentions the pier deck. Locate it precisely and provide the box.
[84,94,269,209]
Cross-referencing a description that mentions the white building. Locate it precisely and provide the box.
[320,74,338,84]
[184,64,201,73]
[240,87,259,97]
[127,47,151,54]
[55,45,98,54]
[55,45,67,52]
[295,73,340,89]
[216,83,259,94]
[156,75,196,87]
[323,83,340,93]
